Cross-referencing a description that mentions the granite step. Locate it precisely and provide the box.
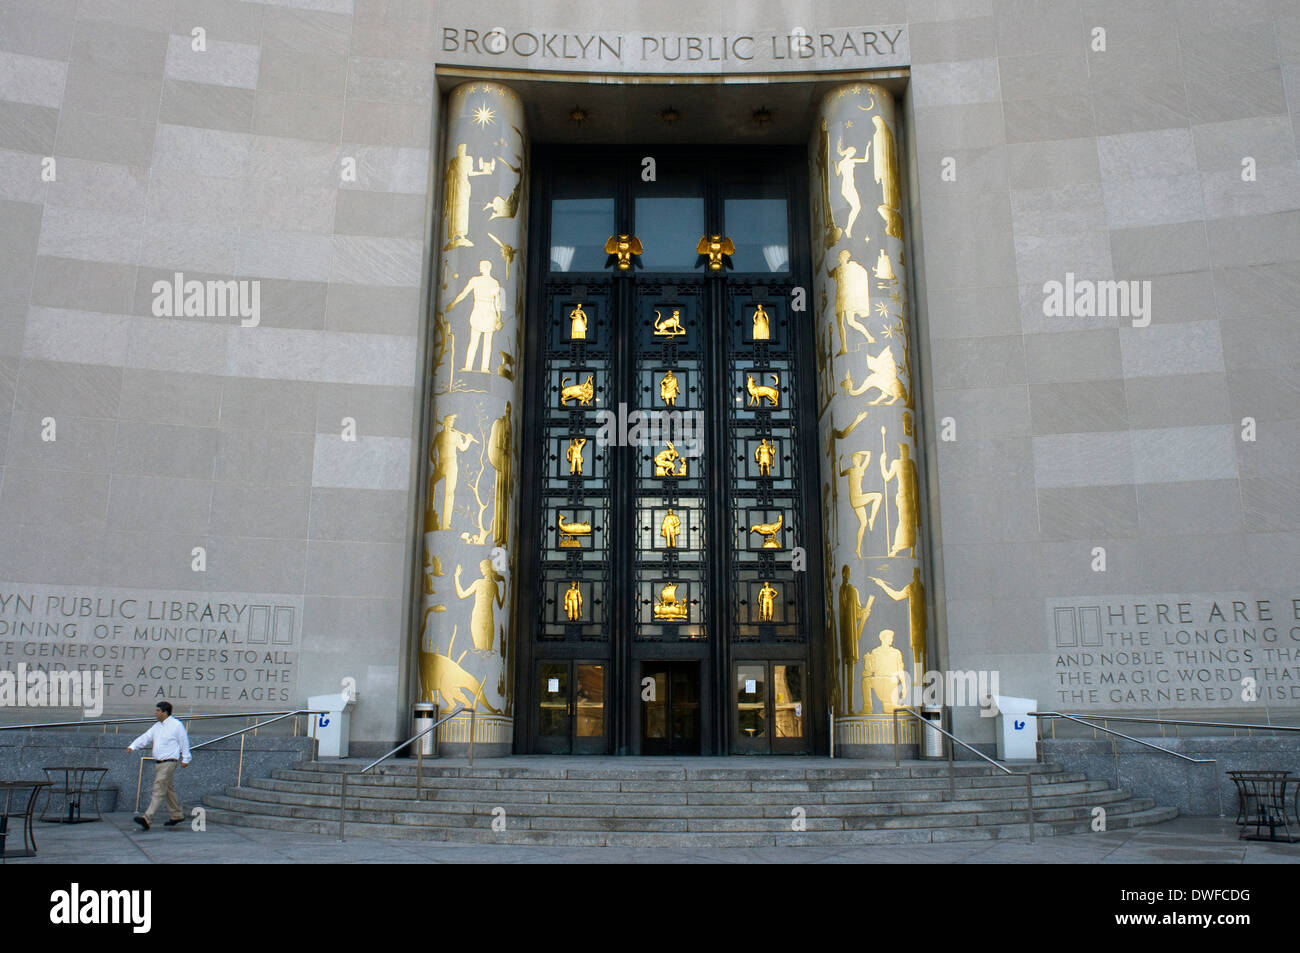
[201,804,1179,846]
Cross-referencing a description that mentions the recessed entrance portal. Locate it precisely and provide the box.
[515,146,828,755]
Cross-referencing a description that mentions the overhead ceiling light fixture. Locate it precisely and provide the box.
[752,106,773,126]
[569,106,590,125]
[659,106,681,124]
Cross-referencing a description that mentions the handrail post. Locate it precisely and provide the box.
[1025,773,1035,843]
[468,708,476,767]
[946,715,955,798]
[134,757,145,813]
[237,733,245,789]
[416,738,423,801]
[892,708,900,766]
[339,770,346,842]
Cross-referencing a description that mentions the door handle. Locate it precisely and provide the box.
[697,234,735,271]
[604,234,643,270]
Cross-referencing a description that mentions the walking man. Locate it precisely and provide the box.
[127,701,191,831]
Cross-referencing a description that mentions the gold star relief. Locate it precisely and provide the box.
[845,120,853,128]
[875,302,891,318]
[472,103,496,127]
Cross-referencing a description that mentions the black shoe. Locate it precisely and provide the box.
[133,815,150,831]
[164,818,183,827]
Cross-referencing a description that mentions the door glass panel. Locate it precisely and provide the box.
[671,665,700,747]
[575,664,605,737]
[644,670,668,739]
[538,663,569,738]
[773,664,804,739]
[634,172,705,271]
[736,663,766,739]
[724,173,790,273]
[550,170,615,272]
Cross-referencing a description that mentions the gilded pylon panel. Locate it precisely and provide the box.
[419,82,528,744]
[810,84,929,747]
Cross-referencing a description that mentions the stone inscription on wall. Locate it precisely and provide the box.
[0,584,302,710]
[1048,593,1300,709]
[437,25,909,73]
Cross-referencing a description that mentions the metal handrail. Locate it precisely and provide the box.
[339,705,475,841]
[1033,712,1300,734]
[891,706,1037,843]
[133,708,327,813]
[0,710,317,731]
[1030,710,1280,818]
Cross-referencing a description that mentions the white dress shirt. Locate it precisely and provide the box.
[129,716,192,764]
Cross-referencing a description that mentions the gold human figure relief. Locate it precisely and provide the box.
[817,119,843,250]
[483,156,522,220]
[569,303,588,339]
[834,134,872,238]
[443,143,493,250]
[861,628,906,715]
[566,437,587,475]
[604,234,642,270]
[653,308,686,337]
[454,559,505,652]
[842,344,909,406]
[560,374,594,406]
[757,581,778,622]
[486,232,516,280]
[826,249,874,354]
[428,413,477,531]
[418,646,502,714]
[870,568,928,675]
[879,431,920,558]
[746,373,780,407]
[447,260,503,373]
[659,369,681,406]
[754,438,777,476]
[749,512,784,549]
[824,410,869,541]
[838,565,874,715]
[557,513,591,547]
[660,508,682,548]
[839,450,883,558]
[696,234,735,271]
[653,441,687,477]
[563,581,583,621]
[487,402,513,546]
[869,112,904,239]
[751,303,771,340]
[874,249,895,280]
[652,582,689,621]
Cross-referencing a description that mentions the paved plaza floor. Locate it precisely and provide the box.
[4,812,1296,864]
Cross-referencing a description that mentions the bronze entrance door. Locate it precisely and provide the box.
[516,147,826,755]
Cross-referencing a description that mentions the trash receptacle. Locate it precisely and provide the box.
[921,706,946,758]
[413,702,437,757]
[994,695,1037,760]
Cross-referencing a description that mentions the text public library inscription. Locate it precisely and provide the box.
[0,584,302,709]
[439,26,909,72]
[1050,593,1300,708]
